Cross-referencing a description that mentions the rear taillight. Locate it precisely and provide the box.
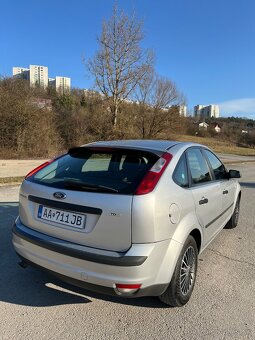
[25,154,64,179]
[25,160,53,179]
[135,152,173,195]
[115,283,141,295]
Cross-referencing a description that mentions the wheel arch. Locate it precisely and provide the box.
[171,211,204,250]
[235,182,241,203]
[238,190,241,200]
[189,228,202,253]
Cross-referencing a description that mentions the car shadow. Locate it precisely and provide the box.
[46,276,165,308]
[240,182,255,189]
[0,202,165,309]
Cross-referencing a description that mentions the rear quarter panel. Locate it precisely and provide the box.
[132,147,203,246]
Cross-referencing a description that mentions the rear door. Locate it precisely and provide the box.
[203,149,235,225]
[20,148,158,252]
[186,148,223,245]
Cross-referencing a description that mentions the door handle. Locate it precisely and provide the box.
[223,190,228,195]
[199,197,208,205]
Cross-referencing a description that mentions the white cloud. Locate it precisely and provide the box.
[217,98,255,119]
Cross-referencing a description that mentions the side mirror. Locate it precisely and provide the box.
[228,169,241,179]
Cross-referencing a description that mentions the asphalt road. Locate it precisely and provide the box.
[0,163,254,340]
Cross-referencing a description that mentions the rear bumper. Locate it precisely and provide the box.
[17,254,166,298]
[12,218,182,298]
[13,220,147,267]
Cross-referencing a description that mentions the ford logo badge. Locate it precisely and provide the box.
[53,192,66,200]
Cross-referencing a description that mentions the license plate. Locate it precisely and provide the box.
[38,205,86,229]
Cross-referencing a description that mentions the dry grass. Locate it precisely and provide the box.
[173,135,255,156]
[0,176,24,186]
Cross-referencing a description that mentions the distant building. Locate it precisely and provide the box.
[29,65,48,89]
[178,105,187,117]
[194,104,220,118]
[211,122,221,133]
[12,65,71,92]
[12,67,29,80]
[55,76,71,94]
[198,122,209,130]
[84,89,101,96]
[194,105,204,117]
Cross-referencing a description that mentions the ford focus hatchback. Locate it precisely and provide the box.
[12,140,241,306]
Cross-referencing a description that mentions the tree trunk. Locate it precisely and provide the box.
[112,104,118,127]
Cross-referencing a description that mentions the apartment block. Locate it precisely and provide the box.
[55,76,71,94]
[178,105,187,117]
[194,104,220,118]
[12,67,29,80]
[29,65,48,89]
[12,65,71,93]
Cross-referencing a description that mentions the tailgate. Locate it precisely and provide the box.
[19,180,132,252]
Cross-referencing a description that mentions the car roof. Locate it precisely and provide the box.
[84,140,202,152]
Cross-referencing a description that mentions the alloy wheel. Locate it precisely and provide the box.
[180,246,196,296]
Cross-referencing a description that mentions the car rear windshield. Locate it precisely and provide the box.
[27,148,159,194]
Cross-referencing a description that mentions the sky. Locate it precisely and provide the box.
[1,0,255,119]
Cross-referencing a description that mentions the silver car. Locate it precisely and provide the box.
[12,140,241,306]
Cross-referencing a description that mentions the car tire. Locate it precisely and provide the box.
[225,197,240,229]
[159,235,198,307]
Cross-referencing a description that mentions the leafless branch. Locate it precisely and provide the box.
[87,4,153,126]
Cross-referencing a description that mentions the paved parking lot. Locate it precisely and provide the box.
[0,159,48,178]
[0,164,254,340]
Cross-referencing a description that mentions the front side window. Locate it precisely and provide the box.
[186,148,211,185]
[203,149,226,180]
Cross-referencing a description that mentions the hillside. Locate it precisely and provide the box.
[173,134,255,156]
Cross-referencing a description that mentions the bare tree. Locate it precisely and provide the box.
[135,72,185,138]
[88,4,153,127]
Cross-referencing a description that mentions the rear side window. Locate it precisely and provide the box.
[186,148,212,185]
[28,148,159,195]
[203,149,226,180]
[173,155,189,188]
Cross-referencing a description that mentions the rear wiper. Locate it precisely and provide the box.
[63,179,118,193]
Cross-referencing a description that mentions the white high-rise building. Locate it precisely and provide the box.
[194,104,220,118]
[55,76,71,94]
[178,105,187,117]
[12,67,29,80]
[29,65,48,89]
[194,105,204,117]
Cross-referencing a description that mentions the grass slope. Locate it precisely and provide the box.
[173,135,255,156]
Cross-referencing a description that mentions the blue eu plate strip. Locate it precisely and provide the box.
[38,205,43,218]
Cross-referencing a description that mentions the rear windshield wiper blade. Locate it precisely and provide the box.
[63,179,119,193]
